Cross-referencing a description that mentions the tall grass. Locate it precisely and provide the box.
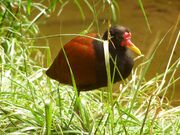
[0,0,180,134]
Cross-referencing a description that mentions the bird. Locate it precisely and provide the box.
[46,25,141,92]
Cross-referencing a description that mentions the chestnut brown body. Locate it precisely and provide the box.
[46,26,141,91]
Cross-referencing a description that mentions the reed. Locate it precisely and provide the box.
[0,0,179,134]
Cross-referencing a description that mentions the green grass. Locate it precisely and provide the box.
[0,0,180,134]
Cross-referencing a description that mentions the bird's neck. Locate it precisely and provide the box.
[109,42,127,56]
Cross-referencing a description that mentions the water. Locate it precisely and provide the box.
[36,0,180,105]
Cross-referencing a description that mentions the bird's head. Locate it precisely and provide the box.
[103,25,141,55]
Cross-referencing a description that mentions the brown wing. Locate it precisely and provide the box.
[46,33,98,89]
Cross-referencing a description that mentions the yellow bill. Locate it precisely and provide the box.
[127,40,141,55]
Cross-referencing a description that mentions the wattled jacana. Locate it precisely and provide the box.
[46,25,141,92]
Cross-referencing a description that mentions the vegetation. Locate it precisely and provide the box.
[0,0,179,134]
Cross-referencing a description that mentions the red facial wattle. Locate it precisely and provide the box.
[121,32,132,47]
[121,32,141,55]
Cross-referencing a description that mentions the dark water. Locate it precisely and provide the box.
[36,0,180,105]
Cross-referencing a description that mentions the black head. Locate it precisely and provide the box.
[102,25,141,55]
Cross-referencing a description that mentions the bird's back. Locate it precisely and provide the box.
[46,33,101,90]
